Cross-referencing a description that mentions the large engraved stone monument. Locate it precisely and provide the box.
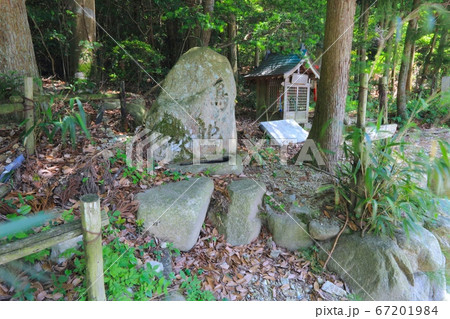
[145,47,237,163]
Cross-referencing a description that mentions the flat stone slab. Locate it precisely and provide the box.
[321,281,347,297]
[167,155,243,176]
[344,124,398,144]
[136,177,214,251]
[260,119,309,146]
[366,124,397,141]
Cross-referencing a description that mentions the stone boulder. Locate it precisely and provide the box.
[267,206,313,251]
[50,235,83,264]
[126,96,147,124]
[321,228,446,301]
[428,164,450,197]
[136,177,214,251]
[290,203,320,224]
[145,47,237,162]
[224,179,266,245]
[308,218,341,241]
[425,199,450,271]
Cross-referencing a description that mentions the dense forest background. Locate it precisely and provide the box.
[1,0,450,302]
[26,0,326,89]
[20,0,449,127]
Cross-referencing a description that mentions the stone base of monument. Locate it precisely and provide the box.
[167,154,243,176]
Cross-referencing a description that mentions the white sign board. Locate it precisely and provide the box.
[260,119,309,146]
[442,76,450,92]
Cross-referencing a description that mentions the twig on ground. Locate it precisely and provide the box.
[323,205,349,270]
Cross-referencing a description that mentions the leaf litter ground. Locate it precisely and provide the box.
[0,93,448,301]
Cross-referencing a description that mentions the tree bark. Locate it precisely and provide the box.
[406,22,418,92]
[166,18,180,66]
[358,0,370,75]
[432,15,448,93]
[416,29,437,90]
[70,0,96,78]
[255,46,260,67]
[186,0,201,49]
[379,76,388,124]
[396,0,420,121]
[0,0,38,77]
[228,14,238,82]
[390,32,399,91]
[200,0,215,47]
[309,0,357,171]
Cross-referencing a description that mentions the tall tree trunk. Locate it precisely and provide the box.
[200,0,215,46]
[0,0,38,77]
[406,22,418,92]
[384,21,395,82]
[147,0,155,47]
[432,15,448,93]
[390,33,399,91]
[187,0,201,48]
[358,0,370,75]
[166,19,180,66]
[228,14,238,82]
[416,30,438,90]
[309,0,357,171]
[396,0,420,121]
[254,46,260,67]
[70,0,96,78]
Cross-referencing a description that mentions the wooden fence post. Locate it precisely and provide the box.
[24,77,35,155]
[80,194,106,301]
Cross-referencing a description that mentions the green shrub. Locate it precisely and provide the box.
[331,121,439,237]
[31,97,92,148]
[70,238,172,301]
[414,91,450,126]
[179,269,215,301]
[107,40,164,90]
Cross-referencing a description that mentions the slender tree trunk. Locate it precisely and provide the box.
[352,73,368,213]
[416,30,437,90]
[70,0,96,78]
[390,34,399,91]
[147,0,155,47]
[200,0,215,46]
[166,19,180,66]
[432,17,448,93]
[255,46,260,67]
[379,76,388,123]
[383,20,395,81]
[396,0,420,121]
[309,0,357,171]
[228,14,238,82]
[359,0,370,75]
[187,0,201,48]
[0,0,39,77]
[406,23,418,92]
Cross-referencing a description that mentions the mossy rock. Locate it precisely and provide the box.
[144,47,237,163]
